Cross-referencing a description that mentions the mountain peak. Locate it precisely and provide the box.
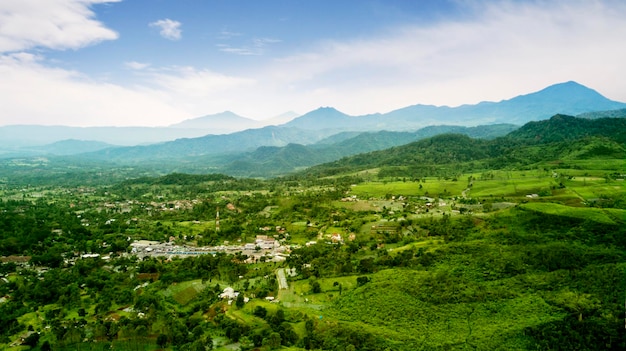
[169,111,261,133]
[526,81,604,100]
[281,107,354,130]
[312,106,343,113]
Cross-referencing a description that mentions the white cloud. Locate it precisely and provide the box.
[217,30,242,40]
[0,54,190,127]
[149,66,255,97]
[0,0,120,53]
[259,0,626,114]
[149,19,182,41]
[125,61,150,70]
[137,66,258,114]
[218,35,281,56]
[217,44,260,56]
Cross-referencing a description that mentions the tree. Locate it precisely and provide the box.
[356,276,370,286]
[239,336,253,351]
[235,293,245,308]
[23,332,40,347]
[270,309,285,327]
[278,322,299,346]
[204,334,213,350]
[157,333,169,348]
[263,332,282,349]
[190,339,207,351]
[305,318,315,335]
[253,306,267,318]
[192,325,204,339]
[40,340,52,351]
[310,280,321,294]
[358,258,375,273]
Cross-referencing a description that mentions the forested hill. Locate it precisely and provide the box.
[577,108,626,119]
[303,115,626,177]
[216,124,518,177]
[507,114,626,144]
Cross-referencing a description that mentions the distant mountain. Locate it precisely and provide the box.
[282,81,626,132]
[215,124,518,177]
[30,139,117,156]
[0,112,265,149]
[88,126,339,161]
[4,81,623,170]
[576,108,626,119]
[0,125,214,148]
[262,111,300,126]
[280,107,359,131]
[2,81,623,150]
[169,111,262,133]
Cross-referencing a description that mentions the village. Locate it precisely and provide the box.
[128,233,291,263]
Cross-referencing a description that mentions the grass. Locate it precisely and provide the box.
[469,177,555,198]
[350,179,466,198]
[567,181,625,200]
[557,158,625,170]
[161,279,206,305]
[520,202,621,225]
[389,239,444,254]
[324,269,563,350]
[158,220,216,236]
[276,275,364,311]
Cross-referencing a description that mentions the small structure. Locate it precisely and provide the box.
[219,287,239,300]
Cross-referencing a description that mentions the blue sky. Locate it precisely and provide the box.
[1,0,625,127]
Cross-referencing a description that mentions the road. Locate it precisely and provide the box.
[276,268,288,290]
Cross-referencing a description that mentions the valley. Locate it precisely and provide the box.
[0,114,624,350]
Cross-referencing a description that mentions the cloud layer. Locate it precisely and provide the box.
[1,0,626,126]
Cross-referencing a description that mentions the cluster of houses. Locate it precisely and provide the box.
[128,235,290,263]
[218,286,277,305]
[243,235,280,250]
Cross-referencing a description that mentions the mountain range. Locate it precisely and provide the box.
[1,81,624,150]
[1,81,625,177]
[280,81,626,131]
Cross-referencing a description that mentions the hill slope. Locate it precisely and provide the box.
[303,116,626,177]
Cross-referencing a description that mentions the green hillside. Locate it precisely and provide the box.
[303,115,626,178]
[0,113,624,350]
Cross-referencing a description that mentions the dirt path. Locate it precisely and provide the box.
[462,187,470,198]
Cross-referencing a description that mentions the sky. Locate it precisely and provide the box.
[1,0,625,127]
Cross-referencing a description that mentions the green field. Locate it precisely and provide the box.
[520,202,624,225]
[161,279,207,305]
[350,179,467,198]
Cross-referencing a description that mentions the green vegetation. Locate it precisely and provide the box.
[0,115,624,350]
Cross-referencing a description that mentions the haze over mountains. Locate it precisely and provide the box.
[1,81,625,173]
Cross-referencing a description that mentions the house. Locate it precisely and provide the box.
[330,233,342,243]
[219,287,239,300]
[255,236,278,249]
